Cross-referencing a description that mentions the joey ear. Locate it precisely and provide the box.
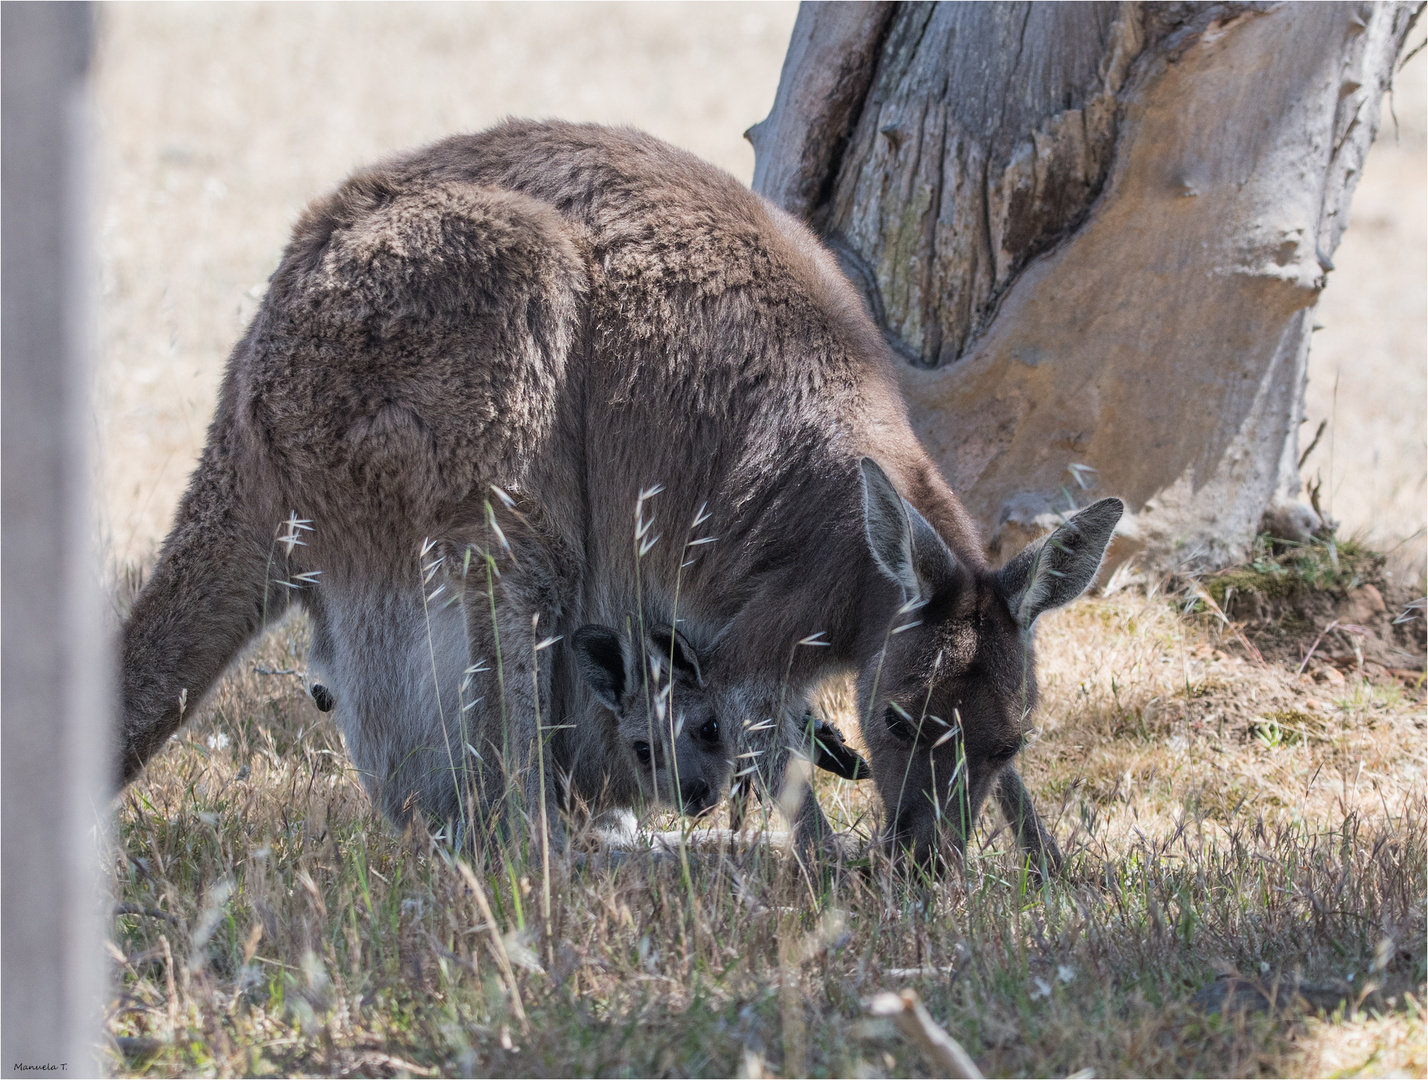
[651,626,702,685]
[572,625,627,712]
[998,498,1124,628]
[860,457,959,600]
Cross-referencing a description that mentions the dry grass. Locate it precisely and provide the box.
[104,582,1426,1078]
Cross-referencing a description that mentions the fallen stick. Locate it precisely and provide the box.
[1296,619,1340,676]
[869,989,983,1079]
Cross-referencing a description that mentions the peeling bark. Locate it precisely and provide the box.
[824,2,1136,367]
[754,1,1422,569]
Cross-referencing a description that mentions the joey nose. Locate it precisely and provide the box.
[311,683,334,712]
[679,779,711,814]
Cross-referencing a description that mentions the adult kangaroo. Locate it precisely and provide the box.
[119,120,1120,871]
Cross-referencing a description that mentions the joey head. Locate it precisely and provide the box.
[567,624,731,818]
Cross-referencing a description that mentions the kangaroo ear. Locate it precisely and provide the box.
[860,458,918,598]
[572,625,627,712]
[810,717,870,781]
[860,457,958,600]
[998,498,1124,628]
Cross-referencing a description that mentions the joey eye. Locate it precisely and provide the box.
[633,741,652,765]
[883,706,914,742]
[698,717,719,743]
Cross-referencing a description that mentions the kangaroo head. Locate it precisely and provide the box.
[857,458,1122,870]
[571,622,730,817]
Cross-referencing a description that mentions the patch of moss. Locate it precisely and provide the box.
[1179,679,1229,701]
[1204,534,1383,608]
[1248,709,1325,749]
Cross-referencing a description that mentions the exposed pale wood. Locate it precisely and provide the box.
[899,2,1420,566]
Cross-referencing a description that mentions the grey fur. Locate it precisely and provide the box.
[290,500,730,839]
[852,466,1119,869]
[119,120,1118,873]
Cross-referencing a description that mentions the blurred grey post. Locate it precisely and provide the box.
[2,3,108,1076]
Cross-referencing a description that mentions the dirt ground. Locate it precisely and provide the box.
[91,4,1426,582]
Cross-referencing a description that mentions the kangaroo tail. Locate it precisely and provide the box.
[120,418,292,783]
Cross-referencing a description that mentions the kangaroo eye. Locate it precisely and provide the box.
[884,706,914,742]
[698,718,719,743]
[988,738,1023,766]
[633,741,652,765]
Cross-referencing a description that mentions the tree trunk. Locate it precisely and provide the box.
[752,1,1422,569]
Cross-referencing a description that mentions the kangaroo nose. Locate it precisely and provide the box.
[679,779,711,812]
[311,683,334,712]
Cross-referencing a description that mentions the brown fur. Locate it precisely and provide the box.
[120,120,1120,871]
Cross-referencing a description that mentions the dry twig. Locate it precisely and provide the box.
[869,989,983,1079]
